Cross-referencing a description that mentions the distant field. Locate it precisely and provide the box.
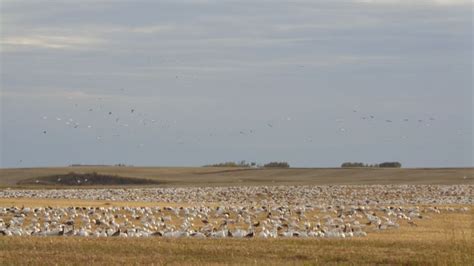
[0,166,472,187]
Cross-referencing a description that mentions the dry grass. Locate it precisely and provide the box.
[0,199,472,265]
[1,167,473,188]
[0,210,472,265]
[1,167,473,264]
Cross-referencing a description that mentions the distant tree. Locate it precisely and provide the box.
[204,161,253,167]
[264,162,290,168]
[379,162,402,168]
[341,162,390,168]
[341,162,366,168]
[342,162,399,168]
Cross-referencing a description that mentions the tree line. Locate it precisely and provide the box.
[341,162,402,168]
[204,161,290,168]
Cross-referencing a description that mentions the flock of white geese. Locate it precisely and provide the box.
[0,185,471,238]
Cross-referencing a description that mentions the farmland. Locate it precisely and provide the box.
[0,166,472,187]
[0,167,473,264]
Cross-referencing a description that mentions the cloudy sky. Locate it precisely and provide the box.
[0,0,472,168]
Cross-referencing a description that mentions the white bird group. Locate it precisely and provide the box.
[2,204,465,238]
[0,184,471,238]
[1,185,472,206]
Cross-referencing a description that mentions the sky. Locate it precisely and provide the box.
[0,0,472,168]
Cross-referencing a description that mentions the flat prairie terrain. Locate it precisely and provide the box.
[1,167,473,265]
[0,166,472,187]
[0,209,472,265]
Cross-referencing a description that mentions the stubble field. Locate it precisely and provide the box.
[0,167,473,265]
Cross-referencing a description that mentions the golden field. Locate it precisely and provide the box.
[0,167,473,265]
[0,208,472,265]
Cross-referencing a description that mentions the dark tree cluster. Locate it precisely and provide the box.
[341,162,402,168]
[204,161,291,168]
[378,162,402,168]
[204,161,257,168]
[263,162,290,168]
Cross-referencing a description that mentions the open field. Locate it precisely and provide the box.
[0,207,472,264]
[0,167,473,187]
[1,167,473,264]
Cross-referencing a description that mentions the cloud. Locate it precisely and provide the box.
[0,90,103,99]
[1,35,104,51]
[353,0,471,5]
